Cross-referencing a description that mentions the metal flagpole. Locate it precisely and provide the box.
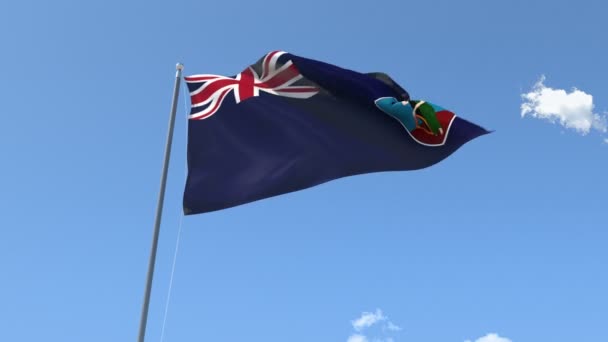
[137,62,184,342]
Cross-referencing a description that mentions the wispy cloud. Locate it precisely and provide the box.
[347,334,368,342]
[384,321,402,332]
[465,333,512,342]
[371,338,394,342]
[348,309,401,342]
[352,309,386,331]
[521,75,607,136]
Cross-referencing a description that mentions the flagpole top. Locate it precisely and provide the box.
[176,63,184,71]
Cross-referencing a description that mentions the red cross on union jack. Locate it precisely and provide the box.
[184,51,319,120]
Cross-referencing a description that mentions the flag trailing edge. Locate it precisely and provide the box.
[182,50,491,215]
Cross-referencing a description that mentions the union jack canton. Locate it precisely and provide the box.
[184,51,319,120]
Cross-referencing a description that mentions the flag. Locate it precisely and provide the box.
[182,50,490,215]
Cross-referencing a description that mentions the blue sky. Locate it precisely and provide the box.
[1,1,607,342]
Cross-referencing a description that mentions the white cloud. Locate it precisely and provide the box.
[604,138,608,144]
[384,322,402,332]
[521,75,607,135]
[348,309,401,342]
[467,333,512,342]
[348,334,368,342]
[352,309,386,331]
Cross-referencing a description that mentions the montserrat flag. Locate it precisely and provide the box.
[183,51,490,215]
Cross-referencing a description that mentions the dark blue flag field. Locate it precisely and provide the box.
[182,51,490,215]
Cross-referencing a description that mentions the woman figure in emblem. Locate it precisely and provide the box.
[368,72,443,136]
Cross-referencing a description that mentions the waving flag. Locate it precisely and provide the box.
[183,51,490,215]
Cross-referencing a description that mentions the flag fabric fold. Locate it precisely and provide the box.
[182,50,490,215]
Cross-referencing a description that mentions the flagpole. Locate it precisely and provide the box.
[137,62,184,342]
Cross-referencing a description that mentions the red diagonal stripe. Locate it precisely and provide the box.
[191,78,237,104]
[260,64,300,89]
[193,87,232,120]
[262,51,280,79]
